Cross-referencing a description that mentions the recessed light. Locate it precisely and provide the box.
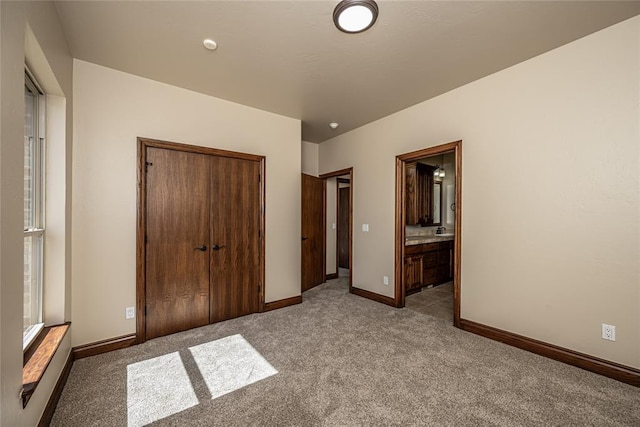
[329,122,339,129]
[333,0,378,34]
[203,39,218,51]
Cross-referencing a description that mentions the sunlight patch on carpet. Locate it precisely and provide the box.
[189,334,278,400]
[126,352,198,427]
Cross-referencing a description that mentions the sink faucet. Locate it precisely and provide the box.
[436,226,446,234]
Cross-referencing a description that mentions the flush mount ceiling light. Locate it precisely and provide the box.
[333,0,379,34]
[329,122,339,129]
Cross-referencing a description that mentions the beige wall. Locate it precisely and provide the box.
[0,1,73,425]
[301,140,319,176]
[319,17,639,368]
[72,60,301,346]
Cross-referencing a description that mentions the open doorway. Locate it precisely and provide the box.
[320,168,353,290]
[337,177,350,278]
[395,141,461,327]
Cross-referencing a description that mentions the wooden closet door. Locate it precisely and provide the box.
[209,156,261,323]
[145,147,211,340]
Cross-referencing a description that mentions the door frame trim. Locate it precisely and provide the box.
[395,141,462,326]
[319,168,353,291]
[136,137,266,344]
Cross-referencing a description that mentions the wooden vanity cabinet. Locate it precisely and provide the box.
[404,255,423,292]
[405,163,436,225]
[404,240,453,294]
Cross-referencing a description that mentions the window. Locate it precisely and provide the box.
[23,71,45,350]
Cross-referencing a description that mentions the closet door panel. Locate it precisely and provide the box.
[145,147,210,339]
[210,156,260,322]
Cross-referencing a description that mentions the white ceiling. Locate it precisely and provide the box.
[54,1,640,143]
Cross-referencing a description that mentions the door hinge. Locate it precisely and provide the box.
[145,161,153,172]
[258,229,261,238]
[145,305,147,316]
[145,235,148,244]
[258,173,261,183]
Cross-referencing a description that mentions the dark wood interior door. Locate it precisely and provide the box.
[301,173,324,291]
[210,156,261,322]
[145,147,211,340]
[337,186,350,269]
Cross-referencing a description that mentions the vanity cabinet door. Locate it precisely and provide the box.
[423,266,438,286]
[404,255,423,291]
[435,242,452,283]
[436,265,450,283]
[436,249,449,265]
[423,251,437,266]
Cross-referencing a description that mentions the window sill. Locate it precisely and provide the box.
[22,322,70,408]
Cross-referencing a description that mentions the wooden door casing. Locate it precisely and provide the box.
[210,156,261,323]
[301,173,325,291]
[145,147,211,340]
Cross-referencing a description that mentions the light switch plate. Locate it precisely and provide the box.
[362,224,369,232]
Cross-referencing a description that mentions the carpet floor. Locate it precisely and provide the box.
[51,277,640,426]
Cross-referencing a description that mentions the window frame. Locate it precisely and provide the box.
[23,69,46,352]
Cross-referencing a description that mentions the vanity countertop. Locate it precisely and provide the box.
[405,235,454,246]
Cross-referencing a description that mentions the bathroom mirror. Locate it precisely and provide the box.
[433,181,442,225]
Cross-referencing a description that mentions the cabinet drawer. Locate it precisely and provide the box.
[405,242,440,255]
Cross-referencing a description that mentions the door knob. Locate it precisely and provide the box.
[301,237,309,241]
[212,244,226,251]
[195,245,207,252]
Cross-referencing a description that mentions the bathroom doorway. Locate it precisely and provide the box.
[395,141,462,327]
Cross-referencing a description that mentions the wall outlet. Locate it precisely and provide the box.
[332,222,336,230]
[383,276,389,286]
[126,306,135,320]
[602,324,616,341]
[362,224,369,232]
